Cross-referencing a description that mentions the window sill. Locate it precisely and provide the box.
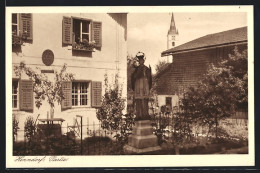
[12,108,20,111]
[71,106,91,109]
[72,47,95,52]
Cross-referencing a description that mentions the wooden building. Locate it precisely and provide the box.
[156,26,247,110]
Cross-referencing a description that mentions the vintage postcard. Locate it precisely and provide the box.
[6,6,254,167]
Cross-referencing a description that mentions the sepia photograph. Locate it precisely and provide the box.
[6,6,254,167]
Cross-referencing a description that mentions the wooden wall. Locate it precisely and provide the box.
[156,43,247,95]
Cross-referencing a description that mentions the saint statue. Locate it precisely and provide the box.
[131,52,152,120]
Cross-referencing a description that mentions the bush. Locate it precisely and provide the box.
[97,72,135,145]
[12,114,19,142]
[178,47,248,139]
[24,116,36,143]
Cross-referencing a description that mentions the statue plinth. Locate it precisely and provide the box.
[124,120,161,154]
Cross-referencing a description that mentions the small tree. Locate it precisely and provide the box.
[150,60,170,102]
[97,71,134,144]
[97,72,125,131]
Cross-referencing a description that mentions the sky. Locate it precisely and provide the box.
[127,12,247,74]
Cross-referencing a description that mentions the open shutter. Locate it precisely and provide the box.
[19,13,33,40]
[19,80,33,111]
[62,16,73,44]
[91,81,102,108]
[61,81,72,110]
[92,21,102,47]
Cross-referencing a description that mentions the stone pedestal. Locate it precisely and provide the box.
[124,120,161,154]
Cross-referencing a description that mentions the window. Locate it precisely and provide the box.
[12,80,33,111]
[12,13,19,36]
[72,82,90,106]
[61,81,102,110]
[172,42,175,46]
[12,81,18,108]
[73,19,91,43]
[166,97,172,108]
[12,13,33,46]
[62,16,102,48]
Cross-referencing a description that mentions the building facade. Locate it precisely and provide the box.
[12,13,127,140]
[156,27,247,111]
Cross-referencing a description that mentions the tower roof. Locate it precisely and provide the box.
[168,13,178,35]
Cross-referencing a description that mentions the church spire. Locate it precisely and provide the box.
[168,13,178,35]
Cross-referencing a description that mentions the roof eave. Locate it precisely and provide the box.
[161,40,247,57]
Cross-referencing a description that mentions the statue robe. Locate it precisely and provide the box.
[131,64,152,120]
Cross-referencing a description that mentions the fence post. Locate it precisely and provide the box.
[99,121,101,155]
[24,130,26,154]
[76,115,83,155]
[93,121,95,154]
[87,118,89,155]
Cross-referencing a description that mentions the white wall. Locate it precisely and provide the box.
[12,13,127,140]
[157,94,179,108]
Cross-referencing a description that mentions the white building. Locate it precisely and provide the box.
[11,13,127,140]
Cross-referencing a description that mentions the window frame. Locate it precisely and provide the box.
[12,13,19,36]
[72,17,92,44]
[12,80,19,110]
[71,80,91,108]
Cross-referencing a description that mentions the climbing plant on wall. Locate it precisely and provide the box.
[14,62,74,109]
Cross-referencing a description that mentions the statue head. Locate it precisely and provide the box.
[136,51,146,65]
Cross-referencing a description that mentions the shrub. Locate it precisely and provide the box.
[179,47,248,139]
[97,72,135,145]
[12,114,19,142]
[24,116,36,143]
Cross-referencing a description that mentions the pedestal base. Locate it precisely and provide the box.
[124,120,161,154]
[124,145,161,154]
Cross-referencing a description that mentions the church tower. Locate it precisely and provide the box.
[167,13,179,63]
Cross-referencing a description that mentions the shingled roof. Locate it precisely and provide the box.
[162,26,247,56]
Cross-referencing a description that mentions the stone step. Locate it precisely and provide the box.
[134,120,152,127]
[128,134,159,149]
[124,145,161,154]
[132,126,154,136]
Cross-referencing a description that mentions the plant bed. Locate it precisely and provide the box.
[82,136,125,155]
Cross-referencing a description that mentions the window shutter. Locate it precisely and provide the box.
[19,80,33,111]
[91,81,102,108]
[61,81,72,110]
[19,13,33,40]
[92,21,102,47]
[62,16,73,44]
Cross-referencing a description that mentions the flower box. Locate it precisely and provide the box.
[12,35,24,46]
[72,46,95,52]
[72,39,97,52]
[12,33,29,46]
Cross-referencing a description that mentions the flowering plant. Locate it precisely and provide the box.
[12,30,29,46]
[72,38,97,51]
